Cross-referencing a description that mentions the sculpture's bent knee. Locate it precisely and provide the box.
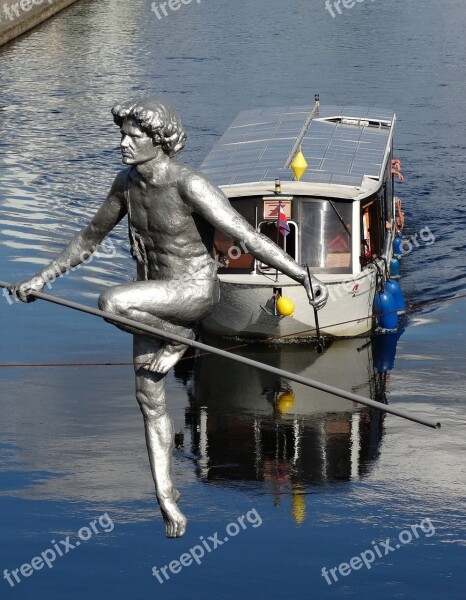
[98,288,120,315]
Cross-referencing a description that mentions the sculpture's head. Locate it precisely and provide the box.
[111,97,187,164]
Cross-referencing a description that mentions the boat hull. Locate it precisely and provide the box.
[202,268,377,340]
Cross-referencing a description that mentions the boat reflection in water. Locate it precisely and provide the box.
[176,331,403,525]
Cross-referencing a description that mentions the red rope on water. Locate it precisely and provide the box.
[0,362,141,368]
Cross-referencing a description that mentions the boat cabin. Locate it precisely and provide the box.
[200,101,396,278]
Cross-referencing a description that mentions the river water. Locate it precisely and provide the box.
[0,1,465,598]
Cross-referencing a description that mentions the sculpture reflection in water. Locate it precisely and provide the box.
[178,331,403,526]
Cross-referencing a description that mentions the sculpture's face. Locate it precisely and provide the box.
[120,118,159,165]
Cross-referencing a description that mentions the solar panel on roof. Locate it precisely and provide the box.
[200,104,395,188]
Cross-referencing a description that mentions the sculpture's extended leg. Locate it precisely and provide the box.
[134,333,187,538]
[98,280,213,373]
[98,279,218,536]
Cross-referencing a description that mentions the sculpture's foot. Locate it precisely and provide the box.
[148,341,189,374]
[158,493,187,538]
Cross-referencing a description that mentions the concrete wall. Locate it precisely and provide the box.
[0,0,81,46]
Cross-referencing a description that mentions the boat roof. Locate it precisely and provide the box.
[200,104,395,191]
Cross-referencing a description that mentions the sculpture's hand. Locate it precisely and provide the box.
[9,275,47,303]
[303,275,328,310]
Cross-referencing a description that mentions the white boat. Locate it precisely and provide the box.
[200,96,400,340]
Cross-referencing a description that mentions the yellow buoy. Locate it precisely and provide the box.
[276,391,295,414]
[290,148,308,181]
[276,296,295,316]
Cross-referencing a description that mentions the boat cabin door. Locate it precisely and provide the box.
[257,220,298,272]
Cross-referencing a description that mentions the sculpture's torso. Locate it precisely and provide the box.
[125,164,216,282]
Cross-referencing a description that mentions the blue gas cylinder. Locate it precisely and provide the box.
[384,279,406,314]
[390,257,400,278]
[374,288,398,330]
[393,235,403,258]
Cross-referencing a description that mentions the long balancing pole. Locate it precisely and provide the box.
[0,280,441,430]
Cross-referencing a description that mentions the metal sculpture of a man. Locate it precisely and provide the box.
[11,98,328,538]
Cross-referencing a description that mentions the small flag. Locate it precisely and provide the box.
[291,148,308,180]
[278,205,290,237]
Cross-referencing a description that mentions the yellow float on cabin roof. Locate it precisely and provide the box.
[290,147,308,181]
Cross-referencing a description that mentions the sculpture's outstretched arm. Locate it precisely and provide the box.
[10,171,128,302]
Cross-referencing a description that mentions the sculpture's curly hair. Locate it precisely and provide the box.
[111,97,187,157]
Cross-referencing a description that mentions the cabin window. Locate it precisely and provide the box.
[213,198,256,274]
[361,192,385,263]
[300,199,352,273]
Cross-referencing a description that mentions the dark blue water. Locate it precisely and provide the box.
[0,1,465,598]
